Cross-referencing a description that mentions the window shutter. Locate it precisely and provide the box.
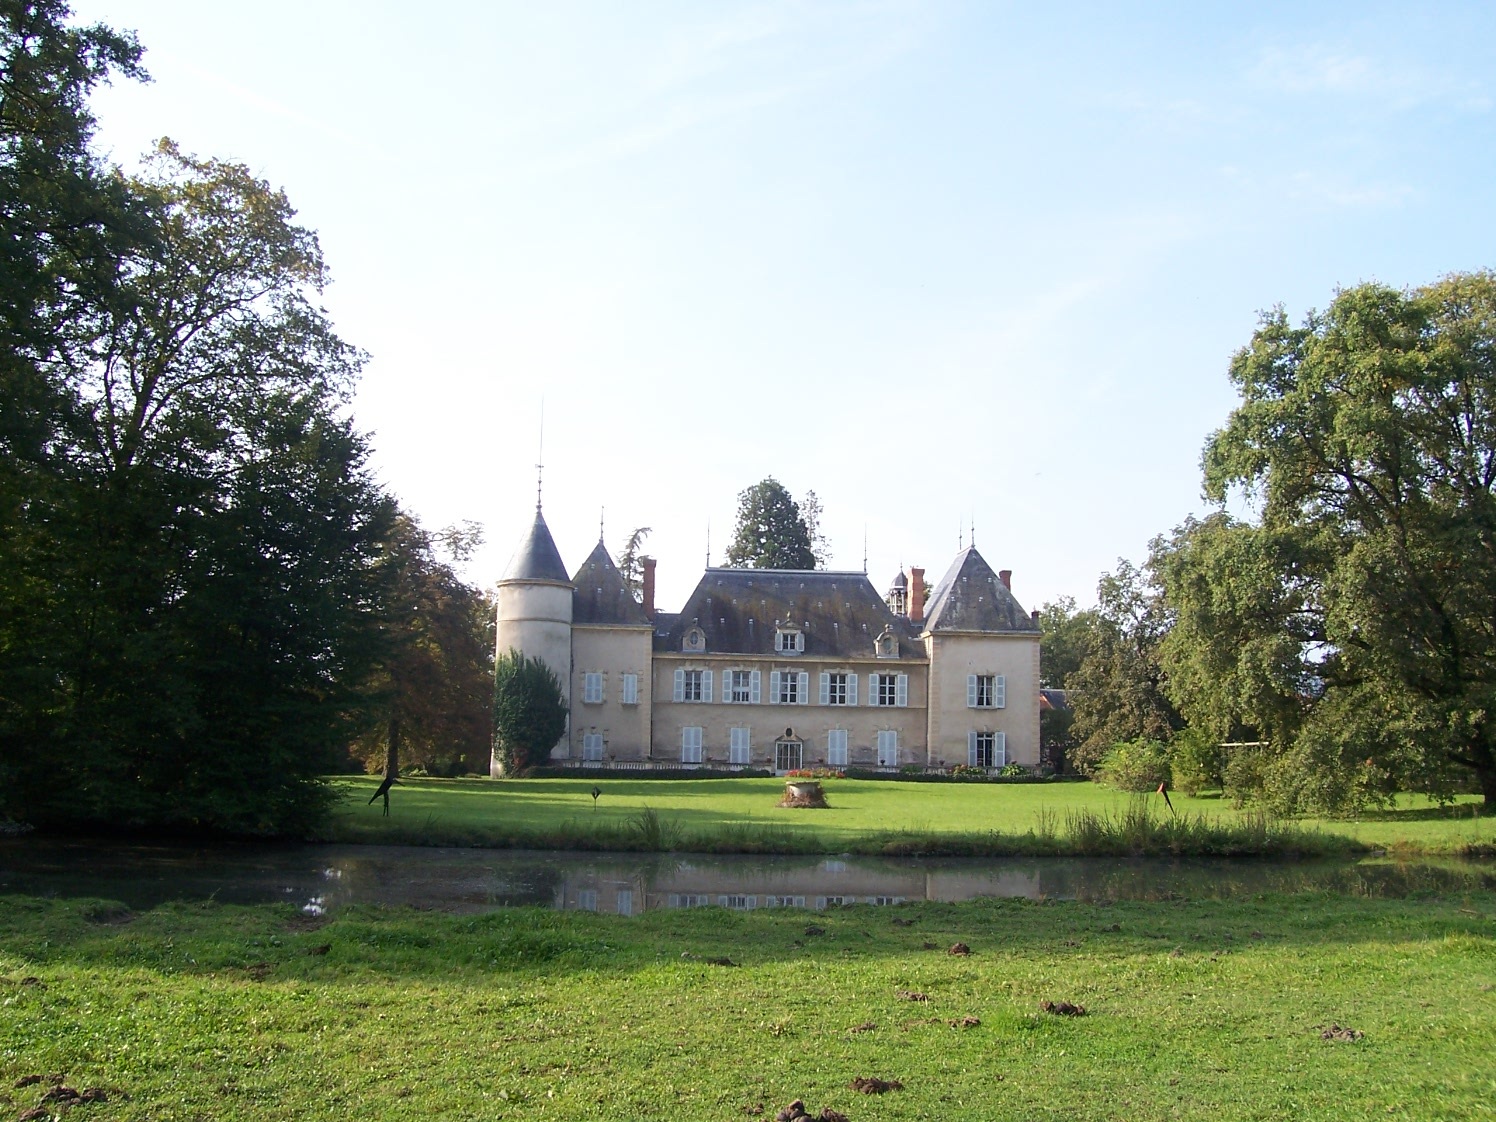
[995,731,1007,767]
[847,673,858,706]
[967,674,978,707]
[968,731,978,766]
[750,670,761,704]
[673,668,685,703]
[868,673,881,705]
[797,672,809,703]
[702,670,713,703]
[769,671,781,704]
[994,675,1006,709]
[819,672,830,705]
[896,673,908,707]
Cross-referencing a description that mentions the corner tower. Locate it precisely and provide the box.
[493,506,573,775]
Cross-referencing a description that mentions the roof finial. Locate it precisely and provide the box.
[970,512,976,548]
[535,398,545,512]
[958,518,964,551]
[705,519,711,568]
[599,506,605,543]
[862,525,868,574]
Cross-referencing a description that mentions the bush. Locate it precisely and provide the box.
[1097,738,1171,792]
[1000,762,1031,778]
[1168,728,1221,795]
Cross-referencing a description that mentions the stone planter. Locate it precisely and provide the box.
[779,780,828,808]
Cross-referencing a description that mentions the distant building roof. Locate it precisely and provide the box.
[571,540,650,626]
[922,547,1039,634]
[501,509,571,583]
[1040,688,1069,711]
[656,568,924,659]
[890,569,908,589]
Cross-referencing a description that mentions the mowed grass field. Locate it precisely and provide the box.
[1,889,1492,1121]
[326,775,1496,856]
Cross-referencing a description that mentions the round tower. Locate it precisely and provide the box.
[493,506,574,775]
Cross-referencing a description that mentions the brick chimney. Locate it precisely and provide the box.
[998,569,1012,590]
[641,557,656,617]
[1031,609,1040,622]
[909,567,925,624]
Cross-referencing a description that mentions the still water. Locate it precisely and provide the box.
[4,839,1493,917]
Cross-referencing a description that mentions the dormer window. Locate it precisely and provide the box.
[682,626,706,653]
[775,628,804,654]
[874,626,899,659]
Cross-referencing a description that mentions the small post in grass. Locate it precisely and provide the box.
[591,785,602,809]
[1157,780,1175,816]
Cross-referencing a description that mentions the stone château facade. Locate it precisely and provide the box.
[492,506,1042,775]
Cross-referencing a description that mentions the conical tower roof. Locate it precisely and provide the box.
[502,508,571,583]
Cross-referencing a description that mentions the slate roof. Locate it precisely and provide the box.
[572,540,651,626]
[921,547,1039,634]
[656,568,924,659]
[501,508,570,583]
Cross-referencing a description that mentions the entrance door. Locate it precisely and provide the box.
[775,739,803,773]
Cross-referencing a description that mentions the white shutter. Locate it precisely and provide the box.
[623,674,638,705]
[896,673,908,707]
[995,731,1007,767]
[868,673,881,706]
[967,674,978,708]
[819,672,830,705]
[673,668,685,703]
[702,670,713,703]
[968,731,978,766]
[797,671,809,703]
[994,675,1006,709]
[847,673,858,706]
[750,670,761,704]
[769,671,781,704]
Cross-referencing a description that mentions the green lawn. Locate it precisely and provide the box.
[2,889,1491,1120]
[325,775,1495,856]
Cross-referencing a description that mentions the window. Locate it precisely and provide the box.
[582,732,604,761]
[763,895,806,908]
[871,673,908,707]
[775,738,803,772]
[968,730,1006,768]
[729,726,751,764]
[771,670,808,704]
[682,726,703,763]
[576,889,598,911]
[775,629,804,653]
[820,672,857,706]
[673,668,713,703]
[582,672,604,704]
[616,889,633,916]
[621,673,639,705]
[727,669,760,704]
[718,895,756,910]
[877,729,898,767]
[826,728,848,767]
[968,674,1005,709]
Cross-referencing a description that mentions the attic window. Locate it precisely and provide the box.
[683,626,706,653]
[775,628,804,654]
[874,626,899,659]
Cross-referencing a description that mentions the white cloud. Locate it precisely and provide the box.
[1248,44,1490,111]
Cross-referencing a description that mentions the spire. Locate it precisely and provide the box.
[535,398,545,511]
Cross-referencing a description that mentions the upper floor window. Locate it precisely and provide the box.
[820,671,857,706]
[871,673,908,708]
[968,674,1005,709]
[772,670,807,705]
[727,669,760,704]
[621,673,639,705]
[673,668,713,703]
[582,672,604,704]
[775,629,804,653]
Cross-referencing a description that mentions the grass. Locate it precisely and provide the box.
[1,887,1492,1120]
[322,775,1496,857]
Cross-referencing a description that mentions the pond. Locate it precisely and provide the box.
[4,839,1493,917]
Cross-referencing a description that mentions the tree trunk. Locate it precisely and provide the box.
[1481,764,1496,815]
[385,715,401,781]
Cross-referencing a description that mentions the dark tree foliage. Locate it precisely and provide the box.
[0,23,396,834]
[725,477,817,570]
[350,514,496,778]
[616,525,651,601]
[1166,273,1496,812]
[1036,596,1100,690]
[491,649,568,775]
[1065,560,1182,773]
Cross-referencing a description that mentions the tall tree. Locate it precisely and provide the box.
[1182,273,1496,811]
[725,477,817,570]
[1,137,394,834]
[616,525,651,601]
[491,650,568,775]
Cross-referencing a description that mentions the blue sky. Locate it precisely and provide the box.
[74,1,1496,612]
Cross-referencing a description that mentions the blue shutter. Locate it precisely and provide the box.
[750,670,761,704]
[847,674,858,706]
[673,668,685,703]
[896,673,908,707]
[967,674,978,707]
[702,670,713,703]
[819,672,830,705]
[995,731,1007,766]
[769,671,781,704]
[967,731,978,766]
[995,675,1006,709]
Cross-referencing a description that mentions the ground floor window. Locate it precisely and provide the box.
[775,738,803,772]
[729,726,751,764]
[968,730,1006,768]
[877,729,898,767]
[682,726,703,764]
[826,729,848,767]
[582,732,604,761]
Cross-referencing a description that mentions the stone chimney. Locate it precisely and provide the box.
[1031,609,1040,622]
[641,557,656,617]
[909,567,925,624]
[998,569,1012,590]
